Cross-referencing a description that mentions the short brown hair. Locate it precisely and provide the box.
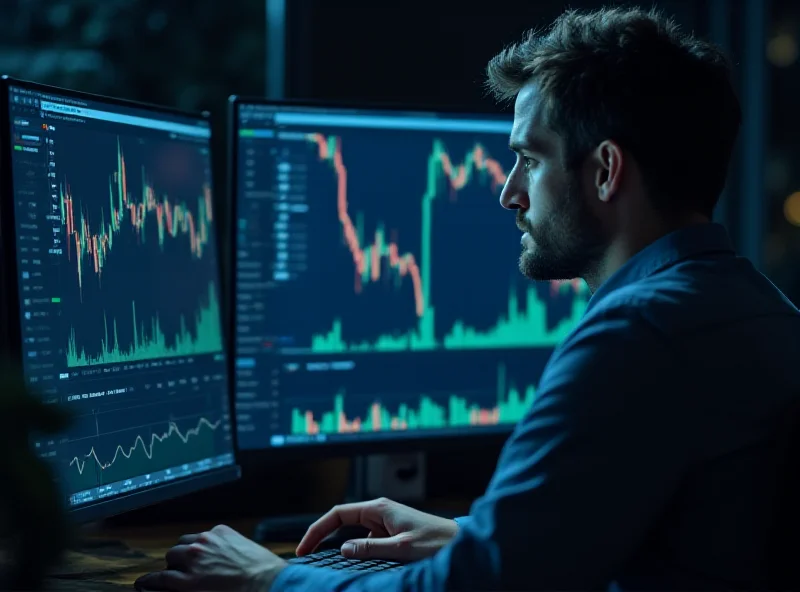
[486,7,741,218]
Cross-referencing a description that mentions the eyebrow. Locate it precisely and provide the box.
[509,137,551,155]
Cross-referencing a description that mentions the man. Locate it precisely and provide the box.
[136,6,800,591]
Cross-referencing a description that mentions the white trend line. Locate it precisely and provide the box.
[69,417,222,475]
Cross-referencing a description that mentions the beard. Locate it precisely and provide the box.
[517,175,607,282]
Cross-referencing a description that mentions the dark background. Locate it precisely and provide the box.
[1,0,793,522]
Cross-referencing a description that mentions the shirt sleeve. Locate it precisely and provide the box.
[271,305,691,591]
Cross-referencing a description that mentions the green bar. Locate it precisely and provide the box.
[14,145,22,151]
[66,282,223,367]
[51,297,61,303]
[290,366,538,436]
[238,129,256,137]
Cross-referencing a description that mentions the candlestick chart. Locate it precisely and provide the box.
[269,130,588,354]
[58,132,224,367]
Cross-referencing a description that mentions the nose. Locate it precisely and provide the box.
[499,169,529,210]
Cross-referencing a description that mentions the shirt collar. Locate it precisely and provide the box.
[585,222,735,314]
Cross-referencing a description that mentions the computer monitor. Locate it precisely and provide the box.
[228,97,589,454]
[0,76,239,523]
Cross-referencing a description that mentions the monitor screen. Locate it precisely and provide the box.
[2,80,238,518]
[231,100,589,450]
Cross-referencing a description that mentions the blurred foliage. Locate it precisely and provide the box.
[0,365,72,590]
[0,0,265,111]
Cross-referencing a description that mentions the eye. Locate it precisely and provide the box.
[522,156,538,171]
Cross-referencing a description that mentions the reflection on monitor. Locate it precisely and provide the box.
[2,78,238,519]
[230,100,589,450]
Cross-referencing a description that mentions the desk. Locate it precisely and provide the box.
[45,500,469,590]
[46,520,295,591]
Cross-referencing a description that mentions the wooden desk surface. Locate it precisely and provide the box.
[48,519,295,590]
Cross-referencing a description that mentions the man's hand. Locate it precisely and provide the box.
[296,497,459,562]
[134,524,287,592]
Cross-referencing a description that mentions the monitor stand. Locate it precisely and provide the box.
[253,452,460,543]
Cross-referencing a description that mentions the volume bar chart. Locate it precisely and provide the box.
[305,133,587,353]
[443,285,586,349]
[291,365,535,435]
[66,283,223,367]
[313,285,587,352]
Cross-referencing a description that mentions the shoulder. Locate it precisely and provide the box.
[514,292,692,459]
[540,290,683,415]
[553,286,673,371]
[573,265,717,344]
[583,257,800,338]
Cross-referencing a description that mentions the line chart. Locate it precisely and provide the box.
[68,416,222,491]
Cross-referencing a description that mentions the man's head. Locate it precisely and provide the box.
[487,7,742,284]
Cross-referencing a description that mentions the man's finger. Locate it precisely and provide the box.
[340,534,411,562]
[165,544,194,569]
[177,533,201,545]
[134,569,192,591]
[296,502,378,556]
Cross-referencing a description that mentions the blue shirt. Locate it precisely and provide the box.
[272,223,800,591]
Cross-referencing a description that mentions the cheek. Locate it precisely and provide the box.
[526,172,557,225]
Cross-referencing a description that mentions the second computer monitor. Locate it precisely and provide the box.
[229,98,589,451]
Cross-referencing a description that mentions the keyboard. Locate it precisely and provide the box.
[287,549,405,572]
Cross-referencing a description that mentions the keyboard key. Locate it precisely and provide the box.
[288,550,405,573]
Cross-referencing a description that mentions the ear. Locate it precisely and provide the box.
[593,140,624,203]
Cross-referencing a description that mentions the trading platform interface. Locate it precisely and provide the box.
[233,103,589,449]
[6,85,235,509]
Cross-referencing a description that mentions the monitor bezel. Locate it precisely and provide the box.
[0,75,242,523]
[227,95,516,462]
